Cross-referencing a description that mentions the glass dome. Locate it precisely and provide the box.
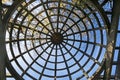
[5,0,108,80]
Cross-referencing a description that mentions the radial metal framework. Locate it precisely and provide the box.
[4,0,108,80]
[0,0,120,80]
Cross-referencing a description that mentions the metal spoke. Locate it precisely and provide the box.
[59,1,76,33]
[20,5,53,35]
[10,41,51,62]
[9,22,51,37]
[59,44,72,80]
[63,27,106,37]
[6,37,50,43]
[62,41,101,66]
[41,0,55,33]
[56,0,61,32]
[61,43,89,79]
[54,45,57,80]
[64,38,106,48]
[61,9,97,35]
[39,44,55,80]
[21,43,53,76]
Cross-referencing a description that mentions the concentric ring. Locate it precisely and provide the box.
[5,0,108,80]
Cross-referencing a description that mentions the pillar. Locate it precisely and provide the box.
[105,0,120,80]
[0,0,6,80]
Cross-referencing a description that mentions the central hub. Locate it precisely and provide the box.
[51,33,63,45]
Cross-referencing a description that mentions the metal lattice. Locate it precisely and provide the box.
[5,0,108,80]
